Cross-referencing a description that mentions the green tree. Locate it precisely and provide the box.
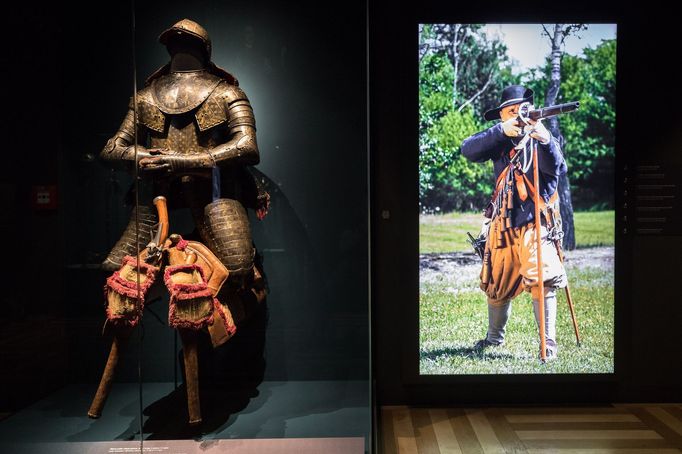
[419,52,456,206]
[419,27,518,212]
[560,39,616,209]
[419,24,515,115]
[524,39,616,210]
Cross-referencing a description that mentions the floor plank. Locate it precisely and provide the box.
[465,409,505,454]
[665,406,682,424]
[429,409,462,454]
[521,439,675,450]
[647,407,682,437]
[411,408,441,454]
[392,407,419,454]
[516,429,662,440]
[630,407,682,449]
[628,407,682,449]
[510,421,648,431]
[503,407,623,415]
[526,449,681,454]
[447,409,485,454]
[616,403,682,408]
[381,407,398,454]
[378,405,682,454]
[485,408,528,454]
[506,414,640,423]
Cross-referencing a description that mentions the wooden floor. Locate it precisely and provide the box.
[380,404,682,453]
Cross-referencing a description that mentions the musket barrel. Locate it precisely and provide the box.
[529,101,580,121]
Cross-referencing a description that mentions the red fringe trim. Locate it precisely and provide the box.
[165,263,215,330]
[104,309,141,327]
[103,256,159,326]
[214,300,237,337]
[163,263,209,288]
[256,193,271,221]
[175,238,189,251]
[167,297,218,330]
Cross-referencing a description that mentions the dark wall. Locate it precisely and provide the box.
[371,0,682,405]
[1,5,64,318]
[1,3,72,411]
[3,0,369,412]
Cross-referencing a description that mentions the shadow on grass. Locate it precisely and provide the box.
[420,346,515,361]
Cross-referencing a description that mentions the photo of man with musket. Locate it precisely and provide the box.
[419,24,615,374]
[462,85,573,361]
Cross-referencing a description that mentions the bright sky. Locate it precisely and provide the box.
[481,24,617,73]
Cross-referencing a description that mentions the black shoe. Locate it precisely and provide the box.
[474,338,504,349]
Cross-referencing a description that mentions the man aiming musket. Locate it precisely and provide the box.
[461,85,577,360]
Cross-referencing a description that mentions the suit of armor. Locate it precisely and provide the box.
[89,19,269,426]
[100,19,266,303]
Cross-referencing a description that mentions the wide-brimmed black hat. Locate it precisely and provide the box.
[483,85,534,121]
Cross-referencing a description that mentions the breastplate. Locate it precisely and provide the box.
[149,113,227,155]
[137,70,229,154]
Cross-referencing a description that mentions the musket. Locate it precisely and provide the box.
[466,232,486,260]
[520,100,580,359]
[521,100,582,349]
[515,101,580,147]
[496,101,581,361]
[525,101,580,121]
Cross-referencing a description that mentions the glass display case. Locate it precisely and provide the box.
[0,2,370,453]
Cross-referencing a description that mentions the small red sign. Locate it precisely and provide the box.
[32,185,58,210]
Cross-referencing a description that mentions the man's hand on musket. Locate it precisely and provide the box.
[501,117,522,137]
[527,119,551,145]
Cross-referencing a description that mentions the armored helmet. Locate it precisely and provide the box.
[159,19,212,59]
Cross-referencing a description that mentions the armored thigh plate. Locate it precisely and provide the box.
[197,198,254,283]
[103,205,158,272]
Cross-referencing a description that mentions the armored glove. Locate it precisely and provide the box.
[138,152,205,173]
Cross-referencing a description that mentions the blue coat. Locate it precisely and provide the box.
[461,123,567,227]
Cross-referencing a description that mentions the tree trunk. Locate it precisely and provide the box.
[546,24,576,250]
[452,24,459,108]
[558,167,576,250]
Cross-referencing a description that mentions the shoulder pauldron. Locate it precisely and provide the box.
[195,82,229,131]
[133,88,166,133]
[133,72,245,133]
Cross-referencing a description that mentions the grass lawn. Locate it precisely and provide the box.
[420,265,614,374]
[419,212,484,254]
[420,210,614,253]
[574,210,615,248]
